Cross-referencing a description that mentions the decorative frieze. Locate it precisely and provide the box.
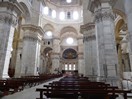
[80,23,95,33]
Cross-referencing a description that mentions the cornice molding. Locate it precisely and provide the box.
[0,1,24,16]
[22,24,44,41]
[53,36,60,40]
[22,24,44,35]
[80,22,95,33]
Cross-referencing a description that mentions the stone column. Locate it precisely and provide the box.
[0,1,23,78]
[81,23,97,77]
[51,37,60,73]
[20,24,43,76]
[77,37,84,75]
[88,0,119,84]
[124,0,132,70]
[78,53,84,75]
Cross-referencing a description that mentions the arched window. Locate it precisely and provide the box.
[73,64,76,70]
[67,12,71,19]
[43,7,49,15]
[59,11,65,20]
[69,64,72,70]
[73,11,79,20]
[52,10,56,18]
[65,64,68,70]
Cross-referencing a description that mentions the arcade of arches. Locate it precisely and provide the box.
[0,0,132,88]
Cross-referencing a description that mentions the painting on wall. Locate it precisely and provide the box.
[63,48,78,59]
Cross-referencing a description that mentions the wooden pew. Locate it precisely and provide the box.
[36,87,131,99]
[36,75,131,99]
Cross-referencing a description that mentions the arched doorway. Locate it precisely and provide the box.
[41,47,53,74]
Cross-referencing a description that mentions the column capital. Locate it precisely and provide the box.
[88,0,116,13]
[94,11,114,22]
[80,23,96,42]
[22,24,44,41]
[0,1,24,26]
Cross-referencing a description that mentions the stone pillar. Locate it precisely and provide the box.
[124,0,132,70]
[88,0,119,84]
[0,1,23,78]
[20,25,43,76]
[81,23,97,77]
[78,53,84,75]
[51,38,60,73]
[77,37,84,75]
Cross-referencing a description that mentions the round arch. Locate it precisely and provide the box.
[43,47,53,55]
[115,18,125,38]
[60,26,78,36]
[19,2,31,23]
[113,9,126,21]
[43,24,55,32]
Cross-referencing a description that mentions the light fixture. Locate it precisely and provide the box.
[66,0,72,3]
[66,37,73,44]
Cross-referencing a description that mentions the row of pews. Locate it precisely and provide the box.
[0,74,62,96]
[36,75,132,99]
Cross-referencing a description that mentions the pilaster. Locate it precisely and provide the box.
[51,37,60,73]
[81,23,97,77]
[88,0,119,85]
[20,24,43,76]
[0,1,23,78]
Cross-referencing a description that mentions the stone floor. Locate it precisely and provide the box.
[1,77,131,99]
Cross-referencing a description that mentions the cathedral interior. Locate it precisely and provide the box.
[0,0,132,98]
